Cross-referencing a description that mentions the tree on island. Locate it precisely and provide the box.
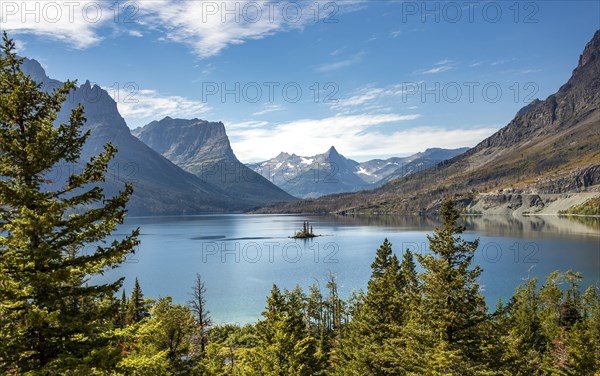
[0,33,139,374]
[294,220,316,238]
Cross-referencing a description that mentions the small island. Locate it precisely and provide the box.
[291,220,319,239]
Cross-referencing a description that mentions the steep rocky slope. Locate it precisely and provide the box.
[21,59,277,214]
[133,117,294,205]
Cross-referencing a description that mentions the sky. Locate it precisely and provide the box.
[1,0,598,162]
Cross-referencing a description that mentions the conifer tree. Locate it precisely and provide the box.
[581,285,600,372]
[337,239,403,375]
[0,33,139,373]
[189,273,212,359]
[125,277,149,325]
[502,278,544,374]
[118,297,195,375]
[306,283,324,337]
[370,238,393,279]
[399,249,419,314]
[415,198,486,354]
[144,297,195,369]
[119,289,128,328]
[246,284,320,376]
[416,198,487,374]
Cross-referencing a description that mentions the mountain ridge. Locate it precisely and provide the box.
[133,117,295,205]
[20,58,283,214]
[248,147,469,197]
[253,30,600,215]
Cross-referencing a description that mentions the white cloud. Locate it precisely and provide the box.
[1,0,365,56]
[228,113,498,162]
[516,69,541,75]
[127,30,143,38]
[13,38,27,52]
[330,47,346,56]
[317,51,366,72]
[330,84,417,111]
[420,65,452,74]
[109,88,211,128]
[229,113,418,161]
[0,1,111,48]
[252,103,283,116]
[226,120,270,130]
[137,0,365,58]
[334,87,388,108]
[390,29,402,38]
[416,59,456,75]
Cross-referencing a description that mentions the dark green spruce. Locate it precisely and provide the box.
[0,33,139,374]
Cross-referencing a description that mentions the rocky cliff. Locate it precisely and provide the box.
[133,117,295,205]
[20,58,281,214]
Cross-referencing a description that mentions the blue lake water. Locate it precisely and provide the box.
[96,214,600,324]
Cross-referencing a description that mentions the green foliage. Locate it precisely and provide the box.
[125,278,150,325]
[501,278,545,374]
[496,272,600,375]
[411,197,487,373]
[335,198,600,375]
[0,84,597,376]
[243,284,321,376]
[561,196,600,216]
[118,297,196,375]
[337,240,420,375]
[0,32,139,374]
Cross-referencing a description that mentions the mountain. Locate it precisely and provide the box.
[355,157,408,184]
[20,58,271,214]
[255,30,600,215]
[132,117,294,205]
[248,147,468,198]
[247,146,370,198]
[365,148,470,186]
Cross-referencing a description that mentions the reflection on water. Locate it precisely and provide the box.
[560,215,600,230]
[101,213,599,324]
[329,214,600,238]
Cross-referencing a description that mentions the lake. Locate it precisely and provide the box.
[96,214,600,324]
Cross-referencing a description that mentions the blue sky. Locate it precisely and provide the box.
[1,0,598,161]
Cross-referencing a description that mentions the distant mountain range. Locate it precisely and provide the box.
[255,30,600,215]
[362,148,470,186]
[247,147,468,198]
[21,29,600,216]
[20,59,294,215]
[18,57,464,212]
[132,117,294,206]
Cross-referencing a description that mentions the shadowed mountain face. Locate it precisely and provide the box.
[255,30,600,214]
[247,147,469,198]
[132,117,295,205]
[19,59,285,214]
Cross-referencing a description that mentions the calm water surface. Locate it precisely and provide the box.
[97,214,600,324]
